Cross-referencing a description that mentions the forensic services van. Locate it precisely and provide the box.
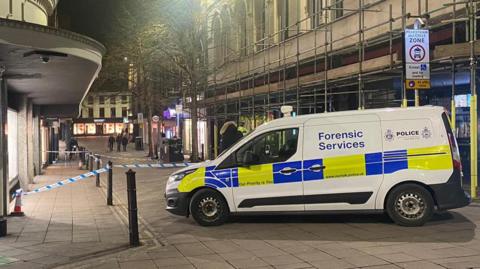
[165,106,470,226]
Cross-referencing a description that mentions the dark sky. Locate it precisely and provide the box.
[57,0,115,44]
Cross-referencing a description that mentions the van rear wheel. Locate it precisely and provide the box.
[190,189,229,226]
[386,184,434,227]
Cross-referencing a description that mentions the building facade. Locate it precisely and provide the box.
[0,0,104,220]
[200,0,478,162]
[73,92,133,136]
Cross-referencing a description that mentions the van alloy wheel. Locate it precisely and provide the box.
[395,193,425,220]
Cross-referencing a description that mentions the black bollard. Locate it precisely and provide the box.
[107,161,113,206]
[0,217,6,237]
[89,153,93,172]
[126,169,139,247]
[95,155,100,187]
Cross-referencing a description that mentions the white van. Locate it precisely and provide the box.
[165,106,470,226]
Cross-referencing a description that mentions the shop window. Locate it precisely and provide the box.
[103,123,116,134]
[7,109,18,182]
[99,108,105,118]
[111,107,116,118]
[122,107,128,117]
[74,123,85,135]
[115,123,124,134]
[86,123,96,135]
[88,108,93,118]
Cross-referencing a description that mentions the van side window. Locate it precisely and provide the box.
[236,128,299,166]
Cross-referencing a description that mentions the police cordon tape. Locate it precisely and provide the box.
[15,167,108,196]
[10,167,109,216]
[113,163,192,169]
[94,154,153,162]
[43,150,89,153]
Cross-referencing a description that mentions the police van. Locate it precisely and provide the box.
[165,106,470,226]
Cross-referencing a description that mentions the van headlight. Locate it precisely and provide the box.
[167,169,196,184]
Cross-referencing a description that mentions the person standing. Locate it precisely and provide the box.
[108,135,115,152]
[122,133,128,152]
[116,133,122,152]
[219,121,243,153]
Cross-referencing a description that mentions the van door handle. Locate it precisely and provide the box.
[309,165,326,172]
[280,168,297,175]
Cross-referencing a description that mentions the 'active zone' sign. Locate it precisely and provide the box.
[404,29,430,89]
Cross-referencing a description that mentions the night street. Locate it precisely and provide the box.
[2,0,480,268]
[51,138,480,268]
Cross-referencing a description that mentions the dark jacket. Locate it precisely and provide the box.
[121,135,128,145]
[220,122,243,153]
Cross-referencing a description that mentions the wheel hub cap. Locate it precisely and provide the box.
[396,193,425,219]
[199,197,219,217]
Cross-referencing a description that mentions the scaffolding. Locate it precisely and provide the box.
[201,0,479,160]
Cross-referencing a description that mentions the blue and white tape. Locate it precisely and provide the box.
[21,167,108,196]
[114,163,191,169]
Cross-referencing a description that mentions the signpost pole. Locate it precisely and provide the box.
[413,21,421,107]
[468,0,477,199]
[401,0,407,107]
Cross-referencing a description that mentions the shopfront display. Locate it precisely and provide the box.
[74,123,85,135]
[103,123,116,134]
[7,109,18,183]
[85,123,96,135]
[73,119,133,136]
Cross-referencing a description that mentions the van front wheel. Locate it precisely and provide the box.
[190,189,229,226]
[386,184,434,227]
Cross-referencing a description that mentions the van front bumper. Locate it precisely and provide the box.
[430,170,471,211]
[165,190,189,216]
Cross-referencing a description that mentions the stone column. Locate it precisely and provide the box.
[17,94,29,190]
[0,72,8,216]
[32,106,41,176]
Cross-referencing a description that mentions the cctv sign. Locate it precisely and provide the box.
[404,29,430,89]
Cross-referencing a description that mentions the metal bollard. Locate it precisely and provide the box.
[107,161,113,206]
[89,153,93,172]
[126,169,140,247]
[95,155,100,187]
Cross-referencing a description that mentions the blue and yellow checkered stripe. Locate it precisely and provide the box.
[177,145,452,192]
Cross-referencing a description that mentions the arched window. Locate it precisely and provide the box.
[254,0,266,51]
[220,7,233,62]
[212,14,223,66]
[234,0,248,56]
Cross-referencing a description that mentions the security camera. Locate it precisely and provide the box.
[41,56,50,63]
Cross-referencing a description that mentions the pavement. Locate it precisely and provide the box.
[2,137,480,268]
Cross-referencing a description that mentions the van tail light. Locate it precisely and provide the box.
[448,133,462,171]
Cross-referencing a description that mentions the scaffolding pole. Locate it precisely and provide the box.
[358,0,365,110]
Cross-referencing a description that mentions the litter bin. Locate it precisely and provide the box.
[135,136,143,151]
